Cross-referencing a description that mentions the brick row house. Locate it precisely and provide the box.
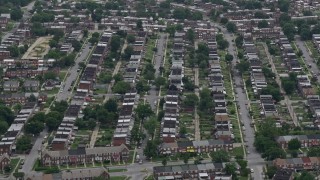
[42,144,129,166]
[276,134,320,149]
[260,95,278,118]
[0,103,36,155]
[307,95,320,127]
[112,92,139,146]
[159,139,233,155]
[243,34,267,95]
[278,35,302,72]
[51,105,81,151]
[77,31,111,93]
[153,163,231,180]
[112,31,147,146]
[273,157,320,171]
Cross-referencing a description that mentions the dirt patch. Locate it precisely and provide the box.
[22,36,52,59]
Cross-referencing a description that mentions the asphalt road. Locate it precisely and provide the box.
[217,25,265,179]
[146,33,167,110]
[295,36,320,83]
[136,33,167,162]
[20,128,48,173]
[109,159,212,180]
[56,43,91,101]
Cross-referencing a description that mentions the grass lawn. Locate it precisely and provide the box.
[110,176,127,180]
[44,87,59,95]
[10,158,20,173]
[145,38,156,61]
[145,175,154,180]
[231,147,245,158]
[109,168,127,173]
[94,88,107,94]
[59,70,68,80]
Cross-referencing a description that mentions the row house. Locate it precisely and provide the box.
[51,105,81,151]
[297,75,315,97]
[0,17,8,28]
[278,35,302,72]
[161,91,180,143]
[312,34,320,52]
[123,32,146,85]
[42,144,129,166]
[276,134,320,149]
[260,95,278,118]
[3,80,19,92]
[243,34,267,95]
[159,139,233,155]
[307,95,320,126]
[153,163,230,180]
[112,92,139,146]
[60,43,73,54]
[0,59,55,69]
[252,27,281,39]
[4,67,50,78]
[0,103,36,155]
[42,21,94,32]
[169,32,185,91]
[206,36,235,141]
[0,92,46,106]
[273,157,320,171]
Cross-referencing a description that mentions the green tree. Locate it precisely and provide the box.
[113,73,123,82]
[4,164,11,173]
[236,61,249,74]
[8,45,20,57]
[72,40,82,52]
[261,85,281,102]
[278,0,290,12]
[154,77,166,89]
[288,138,301,150]
[122,45,134,60]
[10,8,23,21]
[0,121,9,135]
[46,117,61,131]
[226,22,237,33]
[162,158,167,166]
[135,103,153,120]
[211,150,230,163]
[16,135,32,152]
[104,98,118,113]
[298,171,315,180]
[127,34,136,44]
[112,81,130,94]
[224,163,237,177]
[217,39,229,50]
[225,53,233,63]
[89,37,99,45]
[186,29,195,43]
[258,20,269,28]
[144,117,157,137]
[25,120,44,135]
[281,78,295,95]
[183,94,199,107]
[49,39,58,48]
[144,140,157,159]
[31,22,46,36]
[110,35,121,52]
[235,35,243,48]
[136,20,143,29]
